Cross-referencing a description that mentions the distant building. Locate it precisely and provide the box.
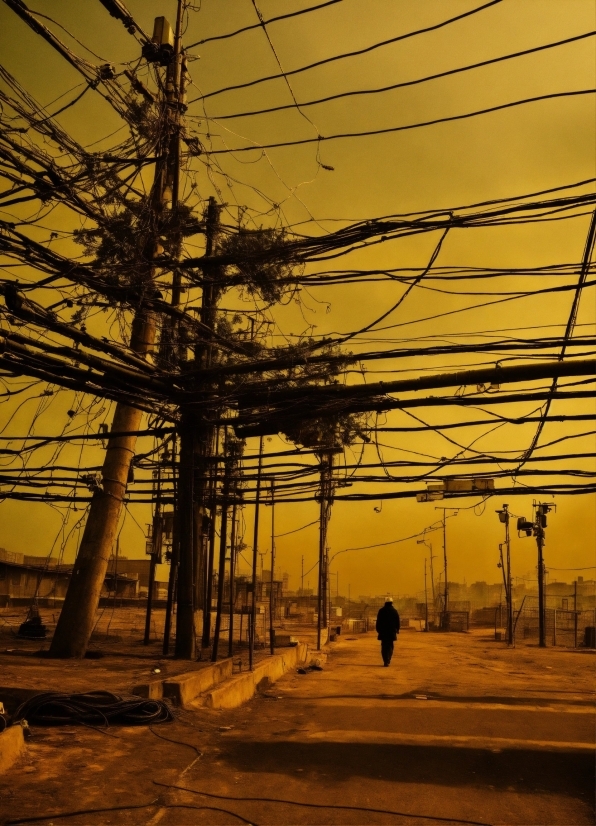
[106,556,168,598]
[0,548,139,606]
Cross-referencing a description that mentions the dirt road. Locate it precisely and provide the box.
[1,630,594,825]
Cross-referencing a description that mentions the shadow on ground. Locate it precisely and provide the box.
[219,739,594,803]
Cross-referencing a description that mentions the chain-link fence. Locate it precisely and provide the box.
[514,605,596,647]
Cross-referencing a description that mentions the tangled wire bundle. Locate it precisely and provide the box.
[12,691,173,727]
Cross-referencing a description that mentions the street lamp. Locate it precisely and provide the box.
[434,507,458,629]
[416,538,432,632]
[416,537,435,604]
[495,504,513,645]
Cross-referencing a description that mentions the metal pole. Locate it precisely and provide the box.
[269,479,275,655]
[574,579,578,649]
[175,414,197,659]
[249,435,264,670]
[429,542,435,604]
[202,426,220,649]
[424,558,429,632]
[316,459,326,651]
[228,497,237,658]
[144,512,162,645]
[442,512,448,619]
[212,451,230,662]
[536,509,546,648]
[163,439,179,655]
[505,507,513,645]
[327,548,332,631]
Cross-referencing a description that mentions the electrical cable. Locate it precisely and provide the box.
[11,691,174,727]
[191,0,503,101]
[5,800,160,825]
[213,30,596,120]
[204,89,596,154]
[187,0,344,48]
[153,781,493,826]
[515,208,596,470]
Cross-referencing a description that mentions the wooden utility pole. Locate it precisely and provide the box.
[50,7,185,658]
[249,436,264,670]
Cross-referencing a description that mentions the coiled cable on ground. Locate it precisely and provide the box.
[11,690,173,727]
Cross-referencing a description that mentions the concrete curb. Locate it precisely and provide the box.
[163,658,233,708]
[201,642,323,710]
[133,643,328,710]
[0,725,25,774]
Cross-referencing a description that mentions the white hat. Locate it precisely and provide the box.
[386,596,393,603]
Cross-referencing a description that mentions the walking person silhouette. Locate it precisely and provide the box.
[376,597,400,666]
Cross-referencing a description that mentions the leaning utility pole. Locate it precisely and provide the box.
[50,8,184,658]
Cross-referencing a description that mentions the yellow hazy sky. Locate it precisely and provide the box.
[0,0,594,597]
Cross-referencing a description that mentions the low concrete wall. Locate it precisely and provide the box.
[0,725,25,774]
[203,642,311,710]
[163,658,233,708]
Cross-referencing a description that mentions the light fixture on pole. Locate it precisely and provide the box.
[495,504,513,645]
[516,502,556,648]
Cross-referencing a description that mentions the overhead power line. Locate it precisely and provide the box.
[190,0,503,101]
[517,208,596,469]
[211,31,596,121]
[186,0,344,48]
[203,89,596,154]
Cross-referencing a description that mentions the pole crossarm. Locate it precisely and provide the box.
[233,359,596,436]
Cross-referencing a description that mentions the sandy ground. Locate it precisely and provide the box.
[0,607,318,701]
[1,628,594,826]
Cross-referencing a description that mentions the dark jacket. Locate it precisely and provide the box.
[376,602,400,641]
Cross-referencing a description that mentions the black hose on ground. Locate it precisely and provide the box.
[11,690,173,727]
